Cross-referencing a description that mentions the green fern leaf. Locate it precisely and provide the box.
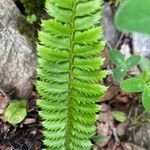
[74,43,105,57]
[75,12,102,30]
[46,2,72,23]
[74,57,104,71]
[75,27,102,44]
[37,0,106,149]
[39,32,70,49]
[42,20,70,37]
[38,46,69,63]
[48,0,72,9]
[76,0,101,16]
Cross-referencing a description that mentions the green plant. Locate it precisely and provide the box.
[112,111,127,122]
[4,100,27,125]
[36,0,107,149]
[109,49,141,79]
[113,0,150,112]
[92,135,108,145]
[114,0,150,34]
[120,74,150,111]
[26,14,37,24]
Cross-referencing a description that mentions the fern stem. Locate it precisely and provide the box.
[65,1,77,149]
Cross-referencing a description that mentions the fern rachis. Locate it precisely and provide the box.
[37,0,106,149]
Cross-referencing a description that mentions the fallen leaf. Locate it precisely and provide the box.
[4,100,27,125]
[102,86,120,102]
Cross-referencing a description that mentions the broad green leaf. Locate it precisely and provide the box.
[109,49,125,65]
[112,111,127,122]
[113,66,126,79]
[92,135,108,144]
[139,57,150,75]
[125,55,141,69]
[137,71,149,83]
[114,0,150,35]
[142,86,150,112]
[120,78,146,92]
[4,100,27,125]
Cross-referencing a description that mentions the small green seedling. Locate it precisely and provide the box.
[4,100,27,125]
[92,135,108,145]
[26,14,37,24]
[109,49,141,79]
[112,111,127,122]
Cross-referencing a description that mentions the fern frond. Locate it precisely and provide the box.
[37,0,106,149]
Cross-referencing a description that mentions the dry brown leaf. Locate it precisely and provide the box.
[102,86,120,102]
[115,91,135,104]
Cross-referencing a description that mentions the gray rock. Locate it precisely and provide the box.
[127,123,150,150]
[126,106,150,150]
[133,33,150,58]
[103,3,119,48]
[133,123,150,149]
[0,0,36,98]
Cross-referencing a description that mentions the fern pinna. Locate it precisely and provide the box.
[37,0,106,149]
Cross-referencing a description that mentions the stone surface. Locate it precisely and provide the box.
[126,105,150,150]
[0,0,36,98]
[103,3,119,48]
[132,33,150,58]
[132,123,150,149]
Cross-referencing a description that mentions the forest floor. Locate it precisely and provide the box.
[0,91,42,150]
[0,45,146,150]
